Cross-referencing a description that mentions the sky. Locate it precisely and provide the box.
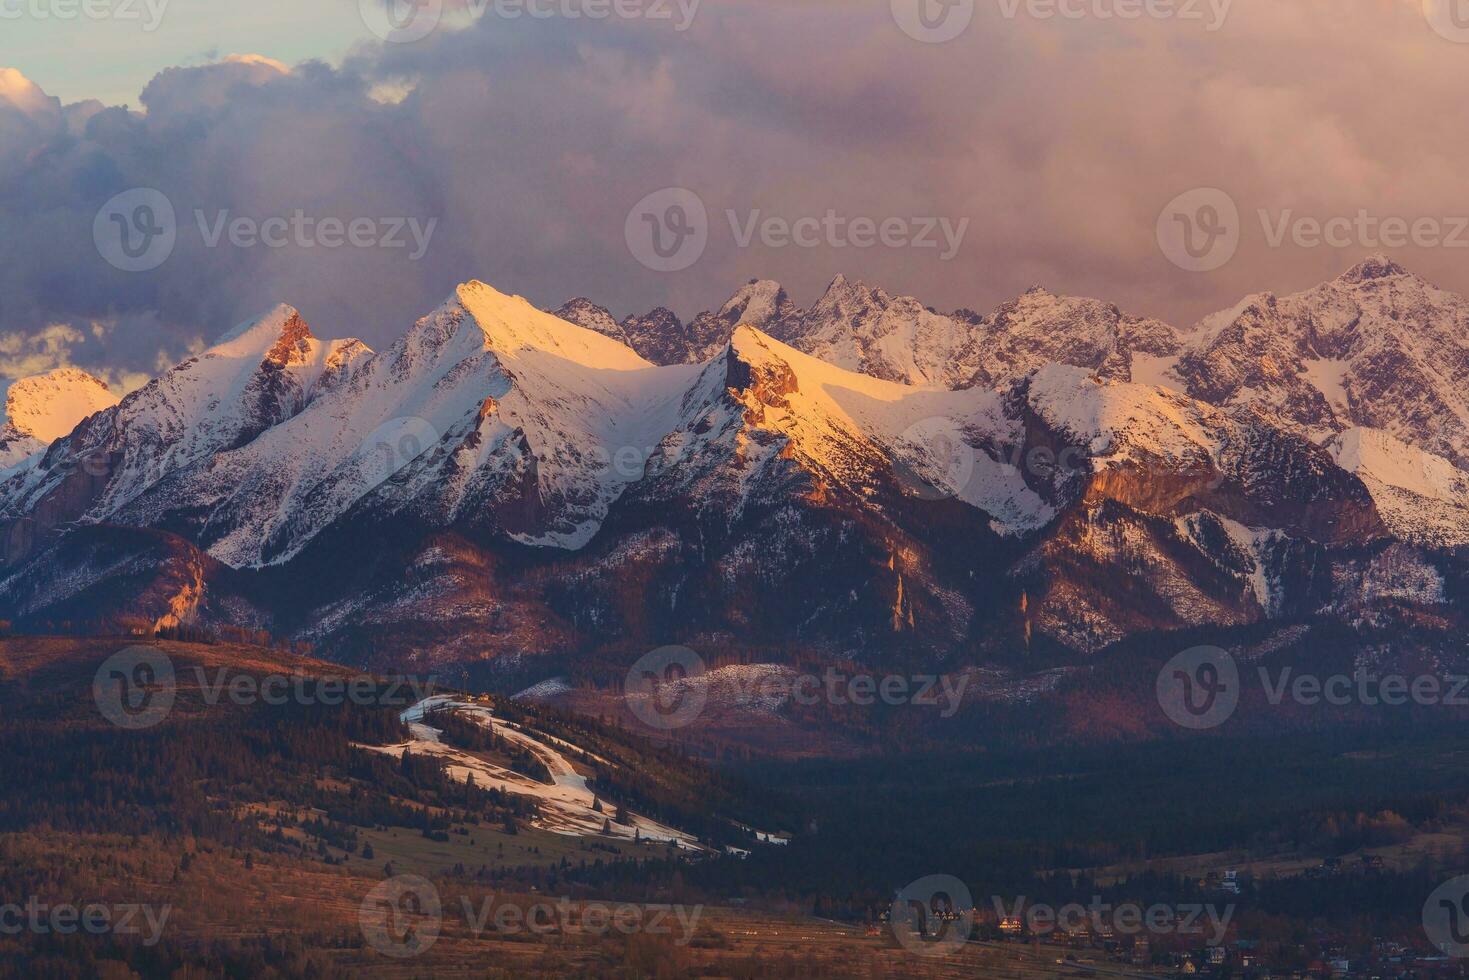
[1,0,1468,390]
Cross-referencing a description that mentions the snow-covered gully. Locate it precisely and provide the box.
[363,696,702,848]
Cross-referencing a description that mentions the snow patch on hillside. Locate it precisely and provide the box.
[1329,427,1469,547]
[367,696,703,847]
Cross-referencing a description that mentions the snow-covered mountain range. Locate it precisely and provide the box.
[1,257,1465,671]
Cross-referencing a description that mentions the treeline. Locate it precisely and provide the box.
[8,621,314,656]
[578,726,1469,925]
[0,674,533,854]
[428,708,554,783]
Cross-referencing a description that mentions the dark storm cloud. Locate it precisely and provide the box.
[0,1,1465,386]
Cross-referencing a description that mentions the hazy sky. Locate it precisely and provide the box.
[1,0,1468,388]
[3,1,372,106]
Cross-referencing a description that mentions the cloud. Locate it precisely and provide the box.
[0,323,88,379]
[222,53,291,73]
[0,1,1466,385]
[0,319,168,394]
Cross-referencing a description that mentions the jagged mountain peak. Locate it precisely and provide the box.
[3,367,116,442]
[411,282,649,371]
[631,306,682,328]
[202,305,371,388]
[716,279,796,330]
[1337,253,1411,284]
[464,280,650,368]
[214,303,307,352]
[0,367,119,468]
[0,299,378,541]
[1177,255,1469,465]
[550,298,622,340]
[813,273,886,307]
[727,323,786,360]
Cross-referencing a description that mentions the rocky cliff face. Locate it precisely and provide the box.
[1176,256,1469,466]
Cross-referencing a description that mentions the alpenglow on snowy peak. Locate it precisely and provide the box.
[0,368,119,469]
[0,260,1465,668]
